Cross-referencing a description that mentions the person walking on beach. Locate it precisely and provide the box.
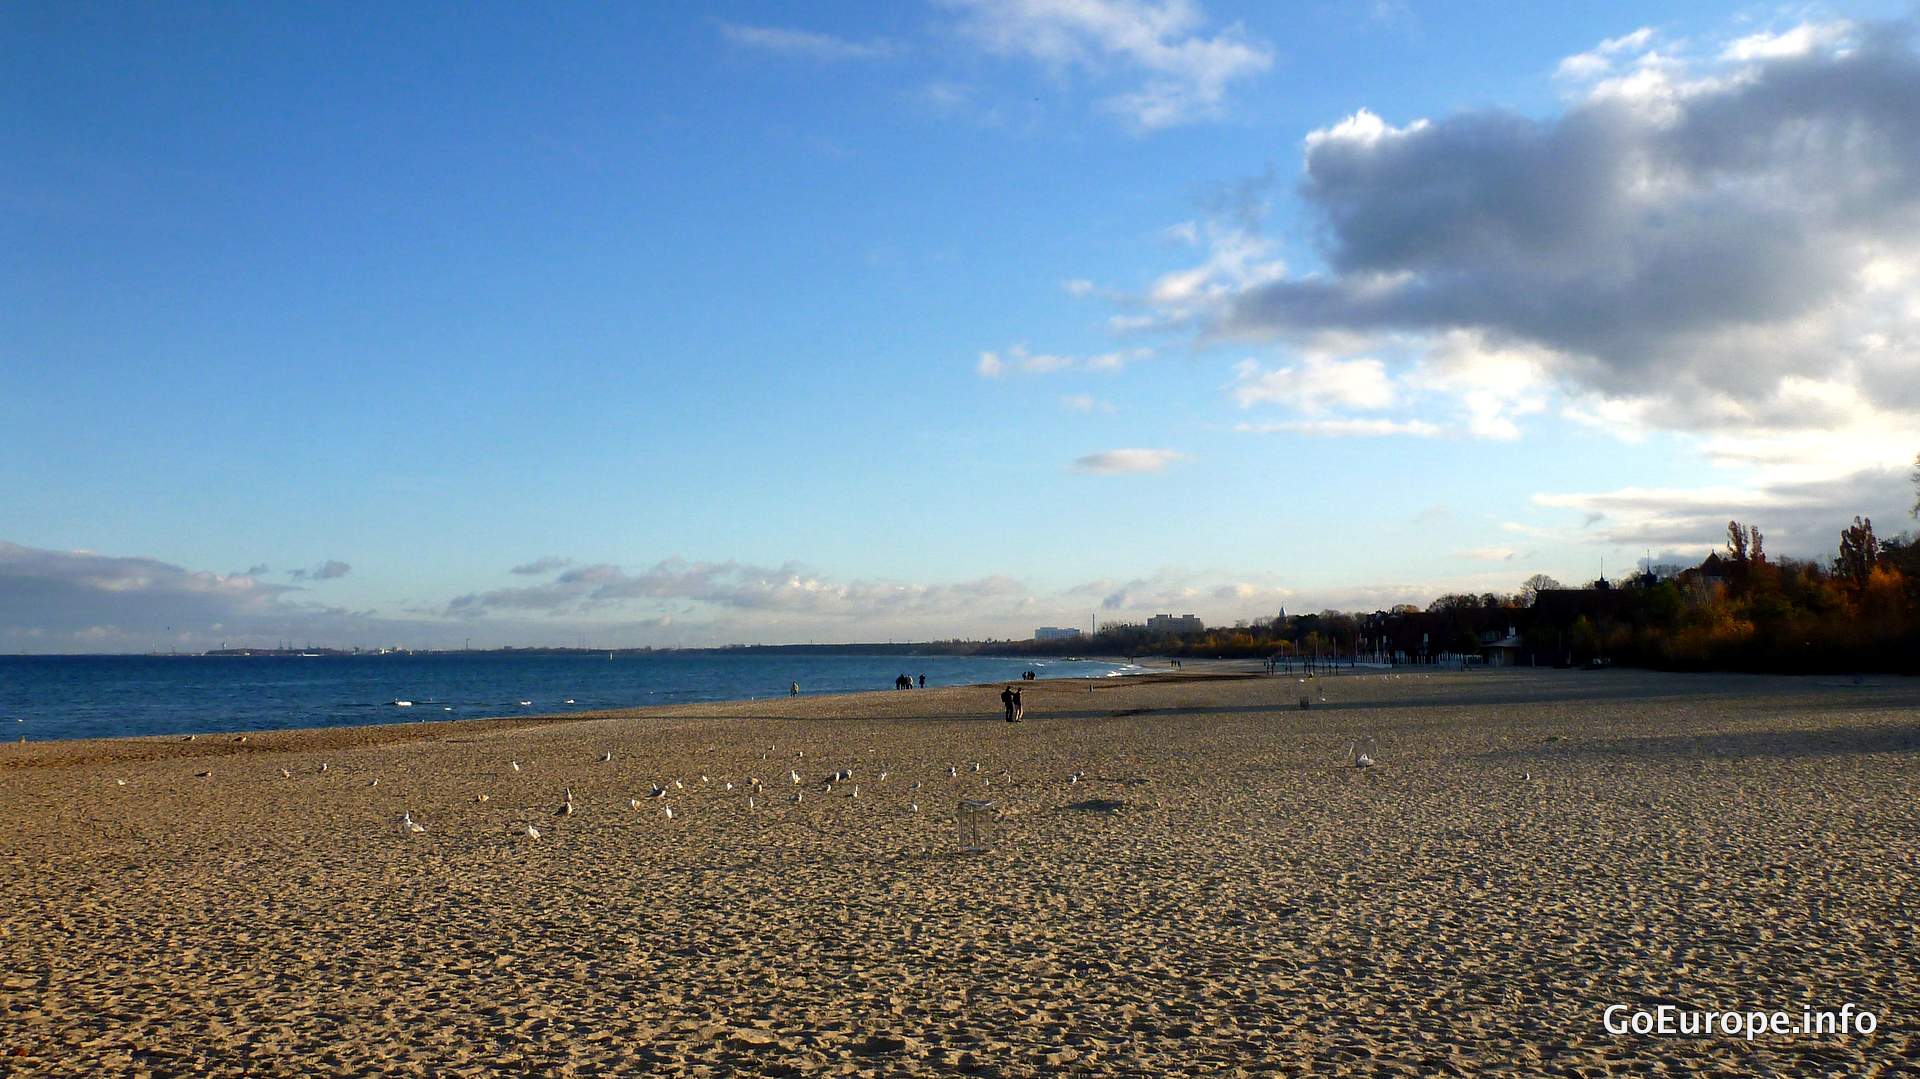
[790,681,799,697]
[1000,685,1016,722]
[917,673,925,688]
[1012,687,1025,722]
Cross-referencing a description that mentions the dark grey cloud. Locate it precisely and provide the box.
[1535,464,1913,558]
[287,560,351,582]
[510,556,574,576]
[1217,21,1920,425]
[0,542,387,651]
[447,559,1031,620]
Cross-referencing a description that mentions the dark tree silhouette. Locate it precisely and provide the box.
[1836,516,1879,590]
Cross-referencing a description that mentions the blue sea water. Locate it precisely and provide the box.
[0,652,1135,742]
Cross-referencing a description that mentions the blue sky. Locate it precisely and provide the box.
[5,1,1918,650]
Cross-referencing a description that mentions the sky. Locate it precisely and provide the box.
[5,0,1919,652]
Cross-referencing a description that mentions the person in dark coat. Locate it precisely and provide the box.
[1000,685,1016,722]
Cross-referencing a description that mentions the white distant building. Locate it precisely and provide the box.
[1146,613,1204,635]
[1034,627,1082,641]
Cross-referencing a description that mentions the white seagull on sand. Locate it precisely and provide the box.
[402,812,426,834]
[599,752,612,763]
[522,823,540,839]
[511,760,521,772]
[557,788,575,816]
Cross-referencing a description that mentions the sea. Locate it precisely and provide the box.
[0,652,1138,742]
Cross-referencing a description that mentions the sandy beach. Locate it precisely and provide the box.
[3,666,1916,1076]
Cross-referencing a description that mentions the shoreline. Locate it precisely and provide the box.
[0,667,1244,765]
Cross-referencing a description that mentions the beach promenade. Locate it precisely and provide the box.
[3,668,1915,1075]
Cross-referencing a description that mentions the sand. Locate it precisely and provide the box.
[3,666,1917,1076]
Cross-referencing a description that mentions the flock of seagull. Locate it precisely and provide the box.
[357,746,1028,840]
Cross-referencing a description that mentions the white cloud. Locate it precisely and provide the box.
[942,0,1273,129]
[1455,546,1519,562]
[1234,417,1440,437]
[718,22,901,61]
[1071,448,1188,473]
[1229,354,1396,412]
[1405,331,1552,441]
[976,343,1152,376]
[1062,277,1097,297]
[1061,393,1116,413]
[1722,20,1852,62]
[1555,26,1657,82]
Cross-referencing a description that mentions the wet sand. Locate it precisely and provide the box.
[3,667,1917,1075]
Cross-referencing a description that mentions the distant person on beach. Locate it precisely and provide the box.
[1000,685,1016,722]
[1012,687,1025,721]
[896,674,912,690]
[790,681,799,697]
[918,674,925,688]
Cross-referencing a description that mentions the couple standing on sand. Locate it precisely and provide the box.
[1000,685,1025,723]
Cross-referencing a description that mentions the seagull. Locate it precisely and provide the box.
[747,796,756,811]
[850,786,859,799]
[368,778,378,788]
[557,788,575,816]
[1354,753,1374,769]
[837,768,853,781]
[511,761,521,773]
[193,770,213,778]
[522,823,540,839]
[185,735,196,742]
[519,700,532,706]
[319,763,329,774]
[909,803,919,813]
[947,765,958,778]
[630,797,642,810]
[911,781,922,791]
[790,769,802,785]
[700,775,709,784]
[673,779,683,790]
[564,699,575,705]
[662,805,674,820]
[598,752,612,763]
[1522,770,1531,781]
[280,768,292,779]
[792,791,803,804]
[115,778,127,786]
[723,781,733,791]
[878,771,888,782]
[972,762,982,773]
[823,782,833,794]
[476,794,490,803]
[649,784,667,799]
[402,811,426,834]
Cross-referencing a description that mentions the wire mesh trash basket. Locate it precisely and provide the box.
[957,800,996,853]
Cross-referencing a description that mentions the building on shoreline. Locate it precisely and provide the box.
[1033,627,1082,641]
[1145,613,1204,636]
